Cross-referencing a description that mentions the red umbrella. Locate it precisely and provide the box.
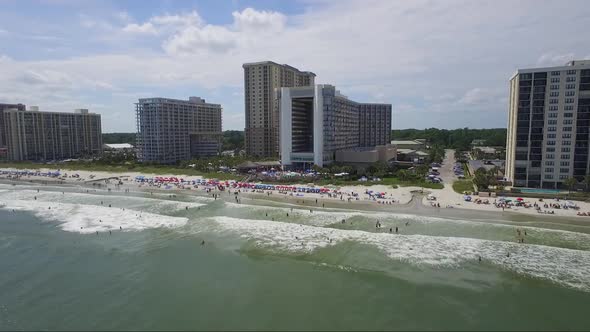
[516,197,524,201]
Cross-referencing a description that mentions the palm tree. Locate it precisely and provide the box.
[564,177,578,194]
[583,174,590,192]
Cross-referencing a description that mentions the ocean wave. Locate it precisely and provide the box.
[209,216,590,292]
[0,199,188,234]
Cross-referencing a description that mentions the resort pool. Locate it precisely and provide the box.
[519,188,563,194]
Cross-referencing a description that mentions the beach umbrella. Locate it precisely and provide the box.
[516,197,524,201]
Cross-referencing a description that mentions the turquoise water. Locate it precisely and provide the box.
[1,182,590,330]
[519,188,563,194]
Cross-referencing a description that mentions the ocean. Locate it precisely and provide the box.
[1,182,590,330]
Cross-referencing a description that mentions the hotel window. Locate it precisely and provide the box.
[551,78,560,83]
[560,161,570,167]
[545,167,554,173]
[565,105,574,111]
[550,99,559,104]
[563,119,573,125]
[548,120,557,125]
[562,147,571,152]
[550,84,559,90]
[566,84,576,89]
[560,175,568,180]
[545,160,555,165]
[551,71,560,76]
[565,98,575,103]
[549,106,558,111]
[550,91,559,97]
[545,174,554,180]
[547,133,556,138]
[566,91,576,97]
[548,127,557,132]
[547,140,556,146]
[563,127,573,132]
[564,112,574,117]
[546,147,555,152]
[546,154,555,159]
[566,70,576,75]
[563,140,572,146]
[562,133,572,139]
[560,168,569,173]
[561,154,570,159]
[548,113,558,118]
[566,76,576,82]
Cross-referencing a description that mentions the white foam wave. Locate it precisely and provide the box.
[1,199,188,234]
[210,216,590,292]
[0,189,206,214]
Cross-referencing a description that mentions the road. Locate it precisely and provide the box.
[439,149,457,188]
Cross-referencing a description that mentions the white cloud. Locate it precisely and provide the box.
[151,11,202,27]
[122,22,157,34]
[3,0,590,131]
[536,52,576,66]
[232,8,286,31]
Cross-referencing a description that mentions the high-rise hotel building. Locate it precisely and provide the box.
[243,61,315,157]
[506,60,590,188]
[136,96,222,163]
[279,84,392,168]
[1,106,102,161]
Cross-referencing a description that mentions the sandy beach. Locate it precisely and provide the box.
[2,165,590,219]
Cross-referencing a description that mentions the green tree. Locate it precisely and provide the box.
[583,174,590,192]
[396,169,409,181]
[473,167,491,190]
[564,177,578,194]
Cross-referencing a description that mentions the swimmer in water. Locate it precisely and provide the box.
[201,240,205,245]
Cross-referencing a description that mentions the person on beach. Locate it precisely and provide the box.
[201,240,205,245]
[120,226,122,230]
[478,256,482,262]
[396,227,398,233]
[389,228,392,233]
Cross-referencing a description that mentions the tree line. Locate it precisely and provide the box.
[392,128,506,150]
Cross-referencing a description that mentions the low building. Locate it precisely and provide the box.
[390,139,427,150]
[2,107,102,161]
[396,149,429,164]
[468,159,505,179]
[334,145,396,166]
[103,143,135,155]
[279,84,392,168]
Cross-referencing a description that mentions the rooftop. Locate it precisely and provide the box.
[391,140,424,145]
[242,60,316,76]
[137,96,221,107]
[104,143,134,149]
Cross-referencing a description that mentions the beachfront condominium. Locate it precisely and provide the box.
[0,103,26,150]
[243,61,315,157]
[135,97,222,163]
[279,84,393,168]
[506,60,590,188]
[2,106,102,161]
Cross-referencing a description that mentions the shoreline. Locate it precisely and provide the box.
[2,169,590,231]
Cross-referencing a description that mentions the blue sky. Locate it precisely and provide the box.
[0,0,589,132]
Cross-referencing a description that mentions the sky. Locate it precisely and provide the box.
[0,0,589,133]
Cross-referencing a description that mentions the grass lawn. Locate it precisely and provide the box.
[453,179,474,194]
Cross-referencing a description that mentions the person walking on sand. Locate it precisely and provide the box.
[396,227,398,233]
